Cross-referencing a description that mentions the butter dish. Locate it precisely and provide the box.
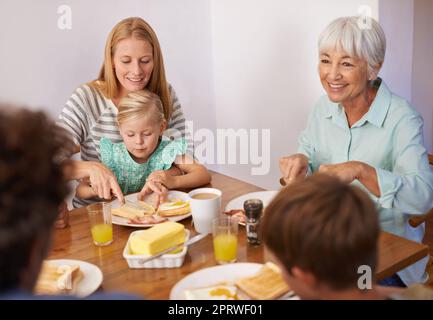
[123,229,190,268]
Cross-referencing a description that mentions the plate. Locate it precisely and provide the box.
[110,190,191,227]
[224,191,279,226]
[44,259,103,298]
[170,263,263,300]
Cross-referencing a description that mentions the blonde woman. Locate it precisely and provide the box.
[76,90,210,204]
[57,17,192,208]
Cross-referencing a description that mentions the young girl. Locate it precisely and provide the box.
[76,90,211,203]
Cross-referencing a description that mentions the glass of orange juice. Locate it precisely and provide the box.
[87,202,113,246]
[212,217,238,264]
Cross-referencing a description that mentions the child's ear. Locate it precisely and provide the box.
[160,119,167,134]
[291,266,318,288]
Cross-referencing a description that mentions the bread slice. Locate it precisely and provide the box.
[157,200,191,217]
[112,197,190,220]
[112,202,155,220]
[235,262,290,300]
[35,262,83,295]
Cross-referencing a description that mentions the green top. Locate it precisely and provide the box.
[100,137,187,194]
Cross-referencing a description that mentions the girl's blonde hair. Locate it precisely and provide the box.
[89,17,172,121]
[117,90,165,127]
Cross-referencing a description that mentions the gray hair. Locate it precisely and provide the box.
[318,16,386,74]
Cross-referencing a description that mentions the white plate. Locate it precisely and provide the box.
[224,191,279,226]
[45,259,103,298]
[170,263,262,300]
[110,190,191,228]
[225,191,279,212]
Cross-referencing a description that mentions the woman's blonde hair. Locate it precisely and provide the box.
[90,17,172,120]
[117,90,165,127]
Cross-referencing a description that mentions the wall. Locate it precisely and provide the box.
[379,0,414,103]
[412,0,433,152]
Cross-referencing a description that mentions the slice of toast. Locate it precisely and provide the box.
[235,262,290,300]
[157,200,191,217]
[112,201,155,220]
[35,262,83,295]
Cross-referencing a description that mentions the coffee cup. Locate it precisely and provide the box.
[188,188,222,234]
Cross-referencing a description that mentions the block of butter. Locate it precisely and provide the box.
[129,221,185,255]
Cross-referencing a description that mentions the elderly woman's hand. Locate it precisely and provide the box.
[279,154,309,185]
[318,162,360,183]
[86,161,124,204]
[318,161,380,197]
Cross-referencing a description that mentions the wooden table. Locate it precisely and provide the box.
[48,171,429,299]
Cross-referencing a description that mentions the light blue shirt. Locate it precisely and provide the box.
[297,79,433,285]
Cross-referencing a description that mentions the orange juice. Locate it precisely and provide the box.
[213,233,238,263]
[91,224,113,245]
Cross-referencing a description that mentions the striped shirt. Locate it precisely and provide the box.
[57,83,192,207]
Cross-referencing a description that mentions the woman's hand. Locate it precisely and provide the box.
[279,154,309,185]
[318,162,360,183]
[138,180,168,206]
[147,170,176,189]
[86,161,124,204]
[318,161,380,196]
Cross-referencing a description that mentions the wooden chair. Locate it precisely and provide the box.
[408,154,433,286]
[408,154,433,228]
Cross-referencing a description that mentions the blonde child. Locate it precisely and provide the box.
[76,90,211,203]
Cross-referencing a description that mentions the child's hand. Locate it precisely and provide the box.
[147,170,176,189]
[138,180,168,206]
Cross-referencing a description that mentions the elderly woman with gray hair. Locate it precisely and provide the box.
[279,16,433,287]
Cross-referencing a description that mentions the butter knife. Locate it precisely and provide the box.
[138,233,208,265]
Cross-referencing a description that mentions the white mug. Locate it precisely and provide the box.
[188,188,222,234]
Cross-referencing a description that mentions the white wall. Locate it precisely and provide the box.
[379,0,414,103]
[412,0,433,152]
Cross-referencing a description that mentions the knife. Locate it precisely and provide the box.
[138,233,209,265]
